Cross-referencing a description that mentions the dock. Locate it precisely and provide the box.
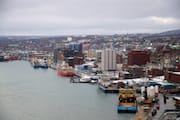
[134,93,178,120]
[152,94,176,120]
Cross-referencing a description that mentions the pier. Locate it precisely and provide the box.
[134,93,178,120]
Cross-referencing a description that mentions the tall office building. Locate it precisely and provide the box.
[53,48,60,63]
[101,49,116,71]
[96,50,102,62]
[68,43,82,53]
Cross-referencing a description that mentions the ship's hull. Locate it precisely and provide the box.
[117,106,137,113]
[98,83,119,93]
[40,65,48,69]
[57,70,74,77]
[33,64,48,69]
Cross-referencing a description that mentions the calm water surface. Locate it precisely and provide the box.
[0,61,134,120]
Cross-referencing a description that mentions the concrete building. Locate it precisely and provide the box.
[95,50,102,62]
[53,48,60,63]
[101,49,116,71]
[116,54,123,64]
[87,50,96,58]
[126,66,145,78]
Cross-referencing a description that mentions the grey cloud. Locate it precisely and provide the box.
[0,0,180,35]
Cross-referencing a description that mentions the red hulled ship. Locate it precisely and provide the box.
[57,62,74,77]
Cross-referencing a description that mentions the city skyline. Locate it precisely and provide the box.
[0,0,180,35]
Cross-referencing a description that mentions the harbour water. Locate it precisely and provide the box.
[0,61,134,120]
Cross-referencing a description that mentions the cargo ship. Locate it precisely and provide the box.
[57,62,74,77]
[117,88,138,113]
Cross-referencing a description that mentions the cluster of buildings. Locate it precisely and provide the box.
[53,43,84,67]
[0,31,180,83]
[53,41,179,83]
[0,31,180,119]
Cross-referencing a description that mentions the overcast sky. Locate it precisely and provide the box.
[0,0,180,35]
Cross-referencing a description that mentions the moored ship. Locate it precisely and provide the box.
[0,55,10,62]
[0,55,5,62]
[57,62,74,77]
[117,88,138,113]
[31,58,48,69]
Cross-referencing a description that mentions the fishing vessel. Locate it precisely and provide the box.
[57,62,74,77]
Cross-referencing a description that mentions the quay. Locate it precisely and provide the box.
[134,93,180,120]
